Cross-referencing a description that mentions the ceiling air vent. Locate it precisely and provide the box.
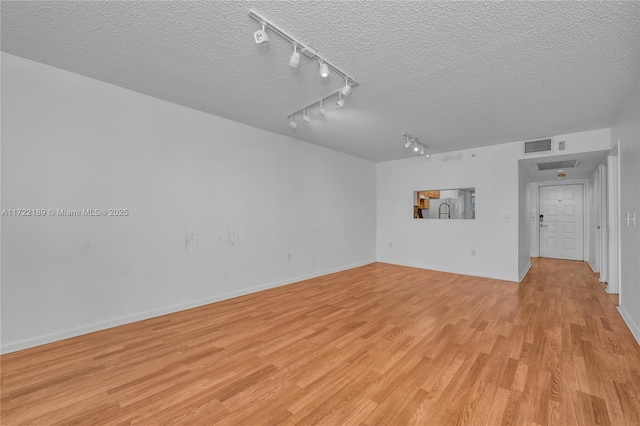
[523,138,553,154]
[535,160,578,171]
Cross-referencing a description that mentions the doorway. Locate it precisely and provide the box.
[539,184,584,260]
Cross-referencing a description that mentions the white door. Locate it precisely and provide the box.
[539,184,584,260]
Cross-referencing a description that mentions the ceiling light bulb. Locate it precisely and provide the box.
[337,93,345,108]
[556,169,565,173]
[414,142,419,152]
[289,44,300,68]
[254,22,269,44]
[318,100,326,116]
[319,61,329,78]
[289,115,297,129]
[302,108,310,122]
[340,78,351,97]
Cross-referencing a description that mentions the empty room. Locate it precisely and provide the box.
[2,1,640,425]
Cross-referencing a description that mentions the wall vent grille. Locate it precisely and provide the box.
[535,160,578,171]
[523,138,553,154]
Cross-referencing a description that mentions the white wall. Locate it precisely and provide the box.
[378,144,519,281]
[377,129,610,282]
[0,53,377,353]
[611,79,640,343]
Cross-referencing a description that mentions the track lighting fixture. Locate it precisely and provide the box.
[319,60,330,78]
[287,83,354,120]
[249,9,358,85]
[340,78,352,97]
[288,88,352,123]
[401,133,431,157]
[289,43,300,68]
[254,21,269,44]
[249,9,361,125]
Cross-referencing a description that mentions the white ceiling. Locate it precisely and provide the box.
[2,1,638,162]
[520,150,610,183]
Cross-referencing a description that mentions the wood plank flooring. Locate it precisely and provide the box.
[2,258,640,425]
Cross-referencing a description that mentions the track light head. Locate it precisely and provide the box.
[318,100,326,116]
[319,60,330,78]
[425,147,431,157]
[289,115,297,129]
[337,93,345,108]
[420,145,425,155]
[404,137,411,148]
[340,78,352,97]
[302,108,310,123]
[414,141,419,152]
[289,44,300,68]
[254,22,269,44]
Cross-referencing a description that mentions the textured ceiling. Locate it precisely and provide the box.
[2,1,639,162]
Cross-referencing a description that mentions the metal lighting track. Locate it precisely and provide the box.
[248,9,359,87]
[287,89,342,118]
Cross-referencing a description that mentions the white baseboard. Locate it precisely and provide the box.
[587,260,598,273]
[617,305,640,346]
[518,262,532,282]
[377,259,519,283]
[1,259,375,354]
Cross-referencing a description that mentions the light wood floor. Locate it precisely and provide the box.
[2,259,640,425]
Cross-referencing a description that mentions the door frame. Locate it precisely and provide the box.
[607,151,620,294]
[530,179,589,260]
[599,163,608,283]
[592,167,602,272]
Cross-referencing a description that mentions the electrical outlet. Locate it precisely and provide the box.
[471,249,476,256]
